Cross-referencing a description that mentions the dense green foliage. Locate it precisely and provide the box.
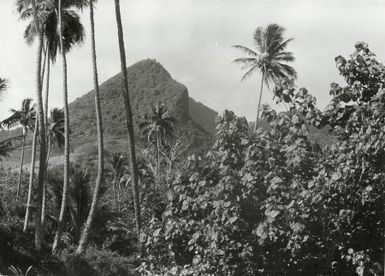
[139,43,385,275]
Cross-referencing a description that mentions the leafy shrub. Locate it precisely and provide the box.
[141,43,385,275]
[63,247,138,276]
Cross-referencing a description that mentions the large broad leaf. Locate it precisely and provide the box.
[331,171,342,181]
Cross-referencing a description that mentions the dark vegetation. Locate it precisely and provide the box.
[1,42,384,275]
[0,3,383,274]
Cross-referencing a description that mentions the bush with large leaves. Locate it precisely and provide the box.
[141,42,385,276]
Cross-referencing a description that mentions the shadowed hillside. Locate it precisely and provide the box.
[189,98,217,135]
[69,59,214,151]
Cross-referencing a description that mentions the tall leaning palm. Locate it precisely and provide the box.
[20,0,86,127]
[18,0,85,234]
[22,0,47,252]
[113,0,141,234]
[53,0,87,254]
[233,23,297,131]
[2,98,36,197]
[77,0,104,255]
[140,104,176,185]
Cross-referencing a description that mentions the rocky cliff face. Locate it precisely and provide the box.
[69,59,214,149]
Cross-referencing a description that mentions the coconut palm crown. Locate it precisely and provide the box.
[17,0,86,62]
[2,98,36,133]
[48,108,65,148]
[233,23,297,131]
[139,104,176,147]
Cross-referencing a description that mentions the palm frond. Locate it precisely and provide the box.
[277,62,297,80]
[232,45,258,57]
[273,51,295,62]
[240,64,260,82]
[0,78,7,94]
[253,26,265,52]
[264,24,284,53]
[0,135,23,160]
[273,38,293,52]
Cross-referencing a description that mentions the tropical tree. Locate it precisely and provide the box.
[106,153,128,212]
[0,137,19,161]
[140,104,176,185]
[77,0,105,255]
[25,0,47,252]
[23,117,38,232]
[0,78,16,161]
[23,108,65,231]
[45,108,65,165]
[1,98,36,197]
[17,0,86,238]
[19,0,86,127]
[52,0,87,253]
[47,167,93,243]
[113,0,141,234]
[233,23,297,131]
[159,134,190,186]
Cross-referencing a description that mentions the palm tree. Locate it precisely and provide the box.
[139,104,176,184]
[47,166,108,244]
[23,117,38,232]
[23,108,65,231]
[17,0,86,238]
[2,98,36,197]
[24,0,47,252]
[52,0,87,253]
[233,23,297,131]
[19,0,86,127]
[139,104,176,185]
[0,137,20,161]
[77,0,105,255]
[0,78,15,161]
[42,107,65,222]
[107,153,127,211]
[113,0,141,234]
[45,108,65,165]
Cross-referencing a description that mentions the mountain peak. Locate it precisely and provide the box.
[69,59,215,150]
[128,59,172,81]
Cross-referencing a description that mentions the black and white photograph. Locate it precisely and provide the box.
[0,0,384,275]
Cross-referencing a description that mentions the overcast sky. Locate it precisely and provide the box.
[0,0,385,122]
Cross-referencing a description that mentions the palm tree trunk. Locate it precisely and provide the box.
[156,133,160,186]
[114,0,141,234]
[254,72,265,132]
[76,0,105,255]
[167,161,172,187]
[26,48,49,230]
[117,181,121,212]
[53,0,70,254]
[113,173,118,202]
[41,43,48,88]
[23,119,38,232]
[17,133,26,197]
[41,137,51,225]
[44,51,51,127]
[30,0,47,252]
[41,53,51,226]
